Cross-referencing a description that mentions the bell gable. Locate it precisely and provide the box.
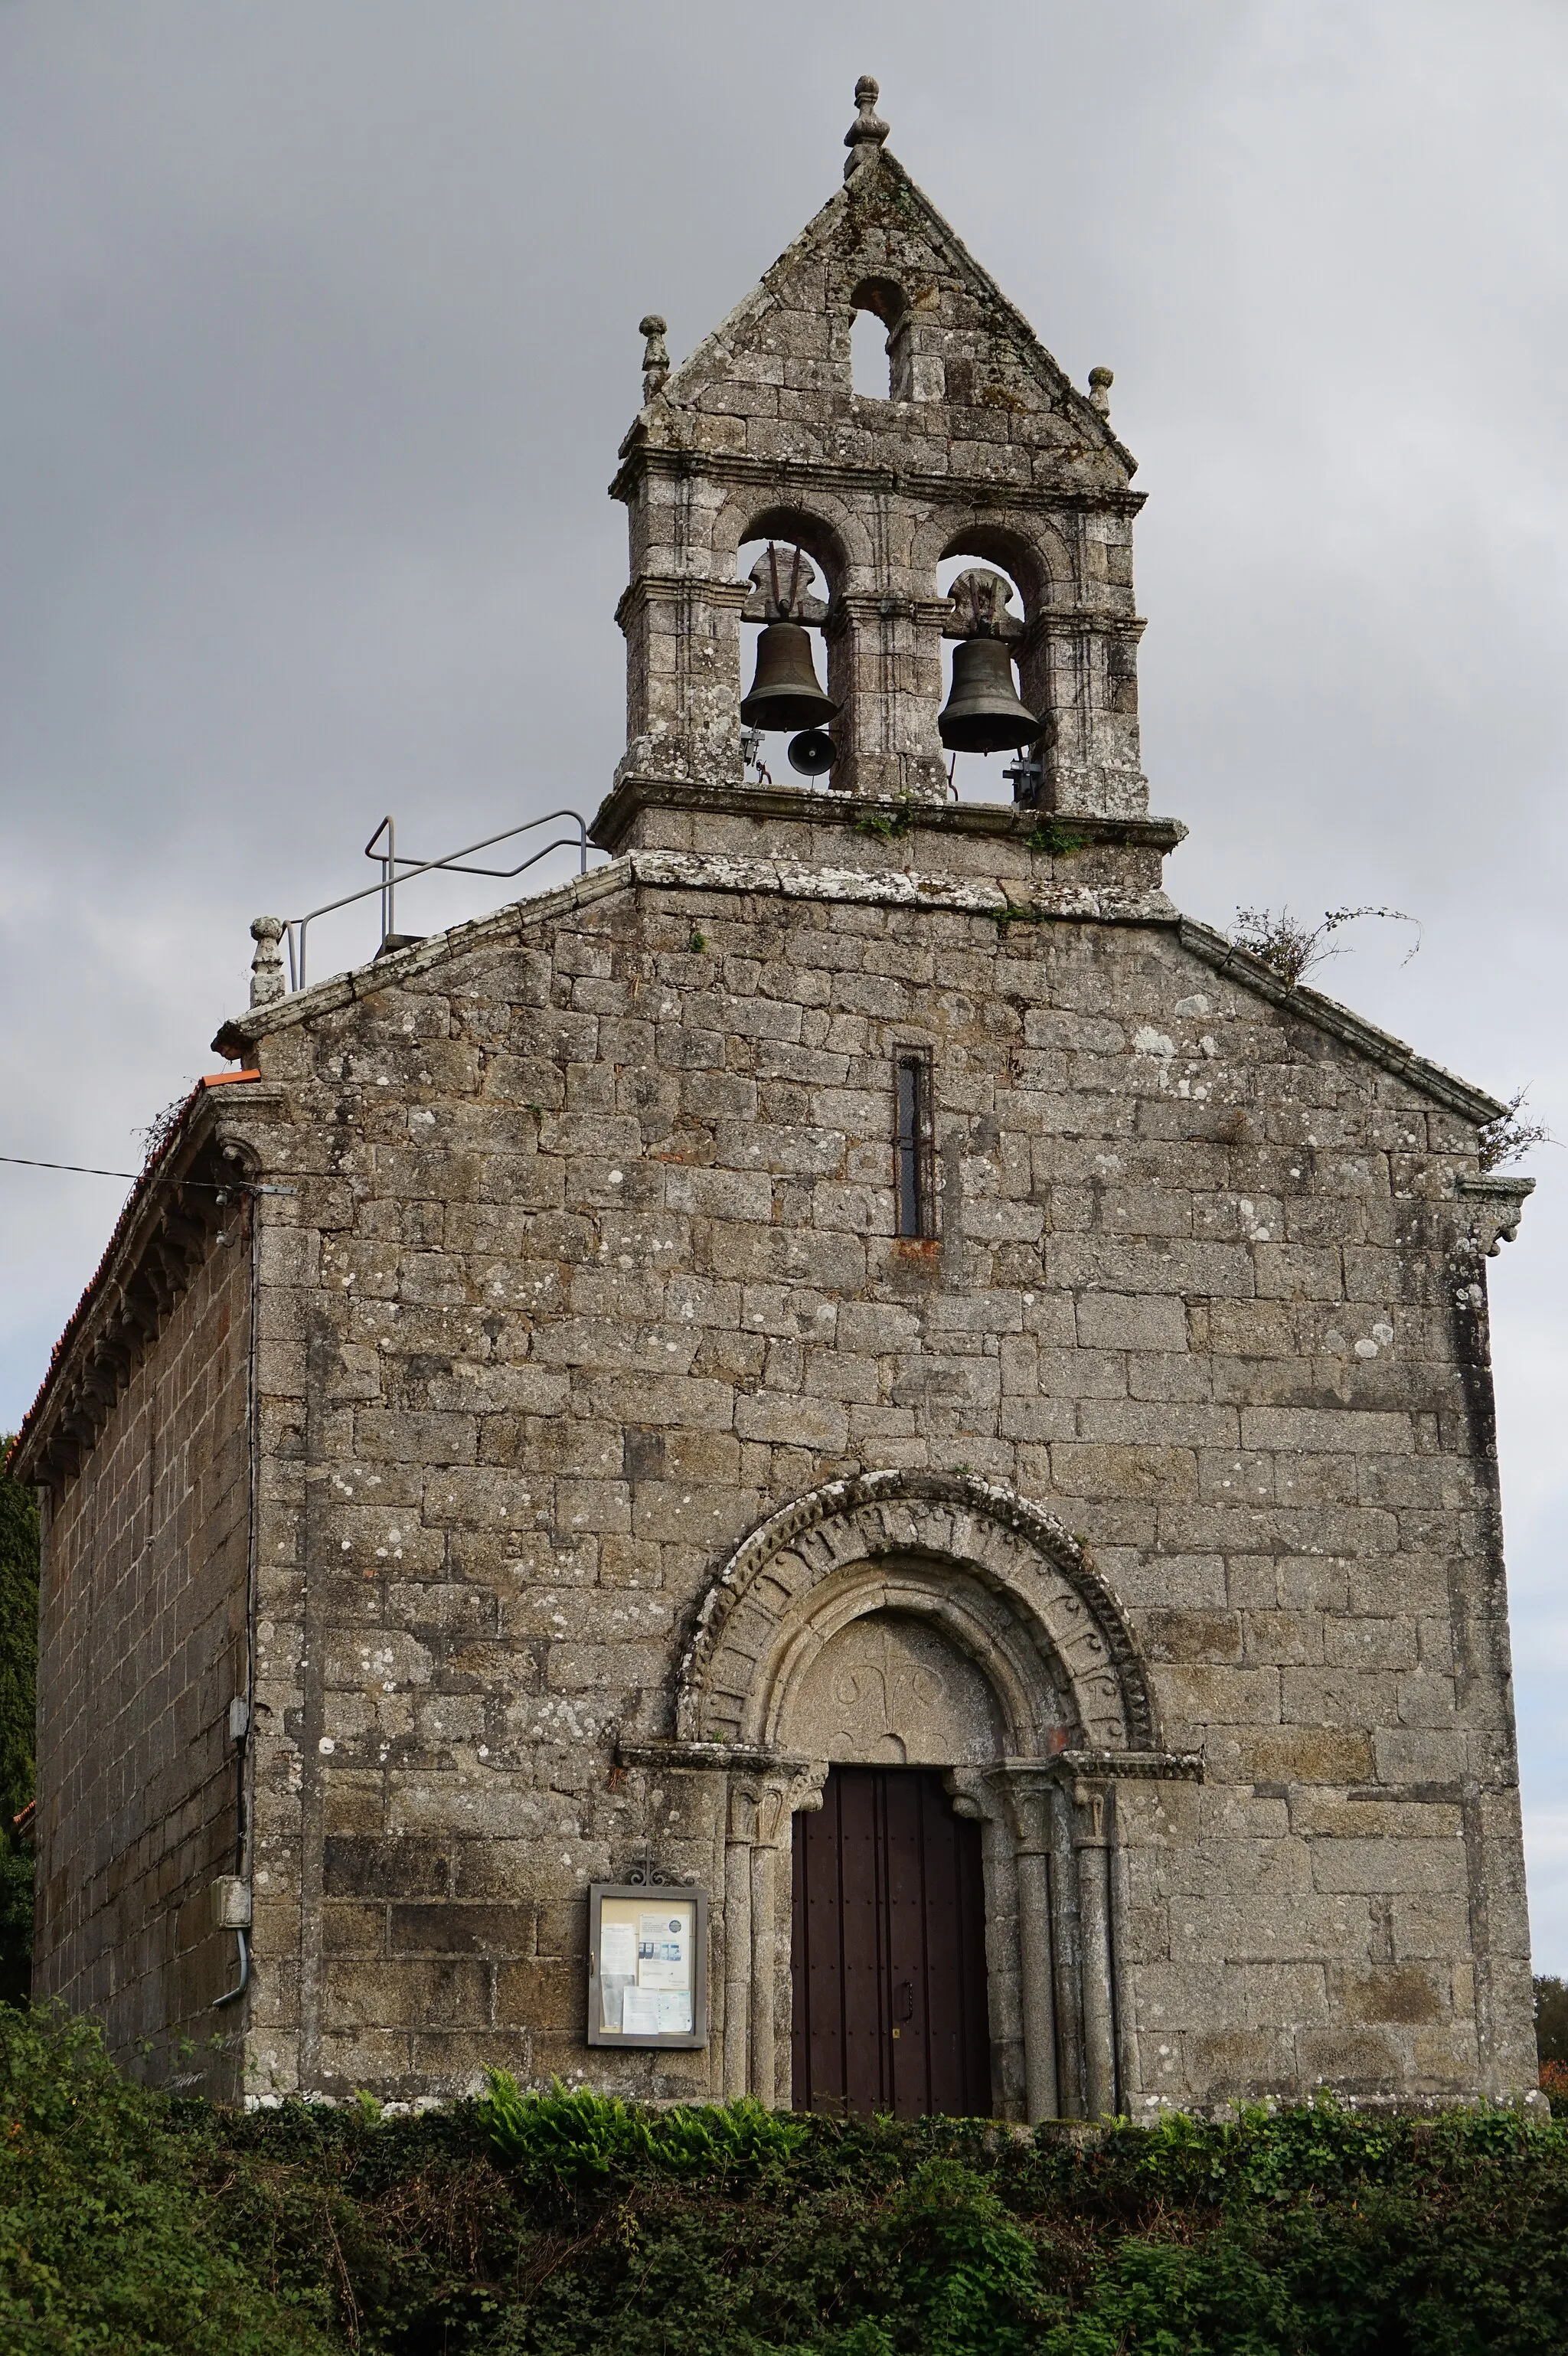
[635,98,1134,495]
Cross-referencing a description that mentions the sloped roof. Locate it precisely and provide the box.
[7,1071,259,1483]
[212,848,1506,1129]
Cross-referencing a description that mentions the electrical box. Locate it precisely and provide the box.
[211,1876,252,1931]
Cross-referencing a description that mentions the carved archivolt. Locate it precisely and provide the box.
[675,1469,1156,1757]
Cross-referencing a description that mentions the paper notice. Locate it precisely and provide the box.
[637,1911,690,1992]
[600,1922,638,1979]
[622,1985,662,2036]
[655,1990,693,2034]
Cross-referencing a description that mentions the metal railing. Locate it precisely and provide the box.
[283,809,590,992]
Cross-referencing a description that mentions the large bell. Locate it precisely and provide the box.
[938,636,1040,754]
[740,621,838,732]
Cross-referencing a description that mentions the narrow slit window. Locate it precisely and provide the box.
[894,1051,935,1238]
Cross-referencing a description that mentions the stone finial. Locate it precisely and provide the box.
[1088,366,1114,417]
[249,914,285,1007]
[639,313,670,403]
[844,75,889,178]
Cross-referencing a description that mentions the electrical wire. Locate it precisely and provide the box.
[0,1154,140,1178]
[0,1153,292,1194]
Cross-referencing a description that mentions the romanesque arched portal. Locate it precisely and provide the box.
[622,1473,1199,2120]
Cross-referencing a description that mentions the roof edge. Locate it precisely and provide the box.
[8,1073,262,1485]
[1177,917,1507,1127]
[212,860,633,1055]
[214,863,1505,1137]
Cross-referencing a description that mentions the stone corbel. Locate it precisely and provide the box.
[1457,1174,1534,1258]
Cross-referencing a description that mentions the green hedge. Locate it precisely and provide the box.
[2,2008,1568,2353]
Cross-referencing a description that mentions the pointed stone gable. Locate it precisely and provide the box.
[609,87,1148,813]
[645,145,1134,494]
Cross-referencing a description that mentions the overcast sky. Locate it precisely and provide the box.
[3,1,1566,1967]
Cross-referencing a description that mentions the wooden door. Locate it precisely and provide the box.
[791,1766,991,2118]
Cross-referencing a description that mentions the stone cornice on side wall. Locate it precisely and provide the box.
[8,1076,270,1490]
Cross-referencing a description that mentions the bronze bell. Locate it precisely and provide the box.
[740,622,838,732]
[938,636,1040,754]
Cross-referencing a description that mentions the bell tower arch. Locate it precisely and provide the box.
[599,77,1150,834]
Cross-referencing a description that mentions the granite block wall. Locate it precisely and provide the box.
[203,855,1536,2111]
[34,1215,252,2097]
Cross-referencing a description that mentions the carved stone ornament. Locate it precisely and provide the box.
[249,915,285,1007]
[676,1468,1158,1758]
[843,74,890,178]
[1456,1172,1534,1257]
[742,543,828,625]
[943,567,1024,643]
[639,313,670,404]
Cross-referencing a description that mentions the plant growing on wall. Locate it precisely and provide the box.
[1479,1088,1555,1171]
[1230,904,1420,988]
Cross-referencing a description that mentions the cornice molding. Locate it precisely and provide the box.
[590,771,1185,857]
[9,1082,270,1488]
[610,444,1147,521]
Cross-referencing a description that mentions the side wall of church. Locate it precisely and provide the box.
[35,1221,252,2098]
[221,873,1536,2112]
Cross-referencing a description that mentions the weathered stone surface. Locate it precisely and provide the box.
[13,83,1538,2124]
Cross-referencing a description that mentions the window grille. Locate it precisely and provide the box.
[894,1050,936,1239]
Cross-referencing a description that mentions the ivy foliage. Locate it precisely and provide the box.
[5,2011,1568,2352]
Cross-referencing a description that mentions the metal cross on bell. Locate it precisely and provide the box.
[740,543,838,733]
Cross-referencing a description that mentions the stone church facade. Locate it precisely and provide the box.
[11,81,1540,2119]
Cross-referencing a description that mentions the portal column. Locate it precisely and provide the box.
[723,1778,759,2101]
[1002,1771,1061,2125]
[1072,1775,1119,2119]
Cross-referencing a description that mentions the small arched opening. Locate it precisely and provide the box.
[934,550,1037,805]
[848,276,910,402]
[735,510,844,787]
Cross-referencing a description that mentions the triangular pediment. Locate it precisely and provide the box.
[644,149,1134,487]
